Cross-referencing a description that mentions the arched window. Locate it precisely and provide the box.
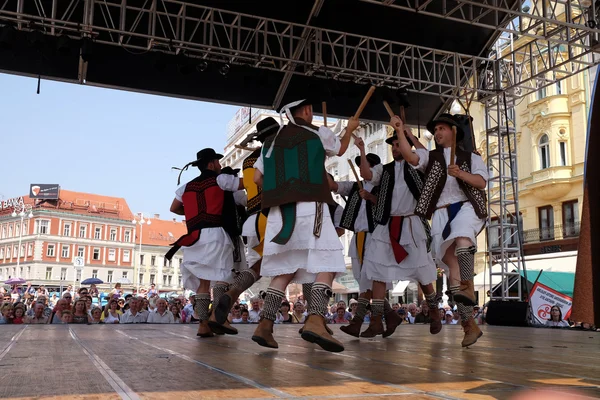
[539,134,550,169]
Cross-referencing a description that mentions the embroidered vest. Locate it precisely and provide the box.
[339,182,376,233]
[261,121,335,210]
[243,148,262,215]
[414,149,488,220]
[373,161,424,225]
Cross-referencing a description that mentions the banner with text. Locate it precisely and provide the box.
[529,282,573,325]
[29,184,60,199]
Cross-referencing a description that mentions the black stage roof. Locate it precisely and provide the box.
[0,0,518,125]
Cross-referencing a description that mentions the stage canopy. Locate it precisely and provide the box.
[0,0,532,125]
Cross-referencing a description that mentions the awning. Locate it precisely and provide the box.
[521,270,575,297]
[392,280,410,296]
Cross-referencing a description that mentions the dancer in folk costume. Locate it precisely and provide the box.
[214,118,280,325]
[327,152,383,337]
[167,148,246,337]
[397,113,488,347]
[358,121,442,338]
[251,97,359,352]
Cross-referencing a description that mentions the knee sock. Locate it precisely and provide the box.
[308,283,332,318]
[371,299,384,317]
[355,298,370,320]
[194,293,211,321]
[212,283,229,310]
[302,283,313,309]
[261,287,285,321]
[455,246,476,281]
[424,290,439,310]
[457,302,474,322]
[231,269,259,292]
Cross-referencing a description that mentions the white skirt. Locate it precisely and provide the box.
[180,227,247,290]
[362,216,436,285]
[261,202,346,283]
[431,202,485,273]
[242,214,261,267]
[348,232,391,293]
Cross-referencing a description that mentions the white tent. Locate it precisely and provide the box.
[391,280,410,296]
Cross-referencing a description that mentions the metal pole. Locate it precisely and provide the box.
[138,221,142,294]
[16,214,23,269]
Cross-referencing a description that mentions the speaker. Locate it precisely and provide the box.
[485,300,529,327]
[453,114,476,153]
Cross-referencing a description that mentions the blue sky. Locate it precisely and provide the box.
[0,73,238,219]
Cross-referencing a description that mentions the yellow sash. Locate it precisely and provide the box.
[356,231,367,265]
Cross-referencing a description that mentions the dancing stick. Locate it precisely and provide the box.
[235,144,258,151]
[450,126,457,166]
[383,100,395,118]
[354,85,376,119]
[322,101,327,127]
[347,159,364,190]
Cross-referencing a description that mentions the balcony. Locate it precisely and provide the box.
[522,223,580,244]
[529,166,574,201]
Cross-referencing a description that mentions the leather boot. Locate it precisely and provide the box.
[252,318,278,349]
[429,308,443,335]
[196,320,214,338]
[382,309,403,338]
[215,287,243,325]
[301,315,344,352]
[360,315,384,338]
[461,318,483,347]
[454,280,476,306]
[340,316,364,338]
[208,309,238,335]
[299,322,334,335]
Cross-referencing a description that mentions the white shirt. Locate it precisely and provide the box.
[253,125,341,173]
[175,174,240,201]
[120,309,149,324]
[248,309,261,323]
[335,181,375,232]
[368,161,418,216]
[147,309,175,324]
[413,148,488,207]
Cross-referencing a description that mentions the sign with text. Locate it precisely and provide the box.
[529,282,573,325]
[29,184,60,199]
[1,197,24,210]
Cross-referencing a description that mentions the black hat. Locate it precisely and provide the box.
[354,153,381,168]
[221,166,240,176]
[426,113,464,142]
[190,148,223,167]
[244,117,279,144]
[385,133,415,147]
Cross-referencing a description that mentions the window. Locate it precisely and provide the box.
[559,142,567,166]
[140,254,145,265]
[178,276,182,288]
[539,134,550,170]
[79,225,87,238]
[27,266,30,278]
[0,248,4,259]
[60,268,67,280]
[164,257,168,267]
[538,206,554,241]
[20,245,25,257]
[76,268,82,283]
[123,250,130,262]
[27,243,33,256]
[151,256,156,266]
[563,201,579,238]
[108,249,116,262]
[93,248,100,260]
[19,267,23,277]
[15,223,20,237]
[92,269,98,279]
[61,245,70,258]
[45,267,53,280]
[12,246,17,257]
[1,225,5,238]
[178,258,182,267]
[150,274,155,284]
[139,273,144,285]
[163,274,167,285]
[488,166,495,188]
[9,224,13,237]
[107,270,113,283]
[47,244,55,257]
[536,85,546,100]
[168,275,172,286]
[63,223,71,237]
[122,271,128,279]
[555,74,563,95]
[124,230,131,242]
[94,227,102,240]
[110,229,117,241]
[36,220,49,234]
[77,247,84,257]
[169,259,172,268]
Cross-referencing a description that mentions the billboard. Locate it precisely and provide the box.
[29,184,60,199]
[529,282,573,325]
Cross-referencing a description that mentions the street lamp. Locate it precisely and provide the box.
[11,203,33,270]
[132,213,151,293]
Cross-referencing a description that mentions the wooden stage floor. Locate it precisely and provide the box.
[0,323,598,400]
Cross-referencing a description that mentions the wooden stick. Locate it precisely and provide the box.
[450,126,457,166]
[383,100,395,118]
[322,101,327,127]
[400,106,406,124]
[347,159,363,190]
[354,85,376,119]
[235,144,258,151]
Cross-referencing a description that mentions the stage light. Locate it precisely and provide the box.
[81,38,93,62]
[27,29,45,50]
[153,52,169,72]
[56,35,72,56]
[196,61,208,72]
[0,25,16,50]
[176,53,194,75]
[219,64,230,76]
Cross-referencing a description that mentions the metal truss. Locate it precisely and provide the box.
[2,0,599,104]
